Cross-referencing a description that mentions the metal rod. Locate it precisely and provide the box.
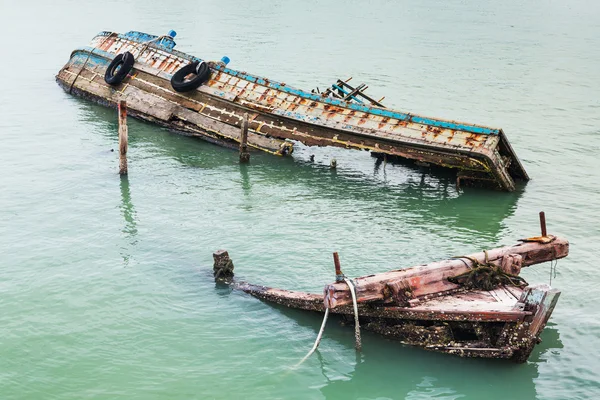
[333,252,341,276]
[539,211,547,237]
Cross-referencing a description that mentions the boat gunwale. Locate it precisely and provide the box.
[66,47,501,164]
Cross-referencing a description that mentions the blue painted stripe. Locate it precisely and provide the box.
[331,84,364,104]
[216,66,500,135]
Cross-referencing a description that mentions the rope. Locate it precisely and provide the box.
[294,276,361,367]
[449,251,528,291]
[294,308,329,367]
[344,278,362,351]
[130,35,173,62]
[68,33,115,93]
[549,246,558,286]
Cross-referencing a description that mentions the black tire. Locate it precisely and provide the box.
[104,52,134,85]
[171,61,211,93]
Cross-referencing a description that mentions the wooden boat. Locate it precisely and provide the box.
[56,30,529,191]
[233,234,568,362]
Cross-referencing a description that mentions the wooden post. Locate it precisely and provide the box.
[118,100,128,175]
[213,249,234,280]
[239,113,250,163]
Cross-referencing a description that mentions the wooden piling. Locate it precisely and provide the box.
[118,100,128,175]
[239,113,250,163]
[213,249,234,280]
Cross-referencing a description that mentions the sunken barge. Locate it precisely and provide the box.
[232,232,568,363]
[57,30,529,191]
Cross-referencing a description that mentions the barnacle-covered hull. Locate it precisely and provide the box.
[238,236,568,362]
[57,31,529,190]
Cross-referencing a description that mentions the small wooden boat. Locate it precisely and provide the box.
[57,30,529,191]
[233,233,568,362]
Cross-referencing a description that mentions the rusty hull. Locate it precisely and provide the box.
[57,31,529,191]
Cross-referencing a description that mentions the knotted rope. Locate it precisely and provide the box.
[449,250,528,291]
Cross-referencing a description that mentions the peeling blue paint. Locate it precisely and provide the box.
[81,33,500,136]
[215,66,500,135]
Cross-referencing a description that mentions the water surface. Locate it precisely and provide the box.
[1,0,599,398]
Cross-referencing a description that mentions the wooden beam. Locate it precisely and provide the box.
[323,237,569,309]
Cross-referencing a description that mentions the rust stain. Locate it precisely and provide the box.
[447,130,456,142]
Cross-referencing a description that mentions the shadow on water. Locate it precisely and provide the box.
[270,305,562,400]
[78,101,524,241]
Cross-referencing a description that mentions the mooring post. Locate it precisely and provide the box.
[213,249,234,281]
[333,252,344,282]
[539,211,547,237]
[239,113,250,163]
[118,100,128,175]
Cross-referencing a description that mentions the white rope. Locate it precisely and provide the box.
[294,308,329,367]
[344,278,362,351]
[294,276,361,368]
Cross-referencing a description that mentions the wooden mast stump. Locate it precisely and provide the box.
[239,113,250,163]
[118,100,128,175]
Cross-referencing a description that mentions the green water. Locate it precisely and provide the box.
[1,0,599,398]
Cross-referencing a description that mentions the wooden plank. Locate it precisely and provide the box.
[57,67,288,154]
[238,283,530,322]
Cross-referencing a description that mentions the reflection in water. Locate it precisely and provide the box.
[81,101,524,241]
[119,175,137,266]
[240,164,252,197]
[529,323,564,362]
[271,305,561,400]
